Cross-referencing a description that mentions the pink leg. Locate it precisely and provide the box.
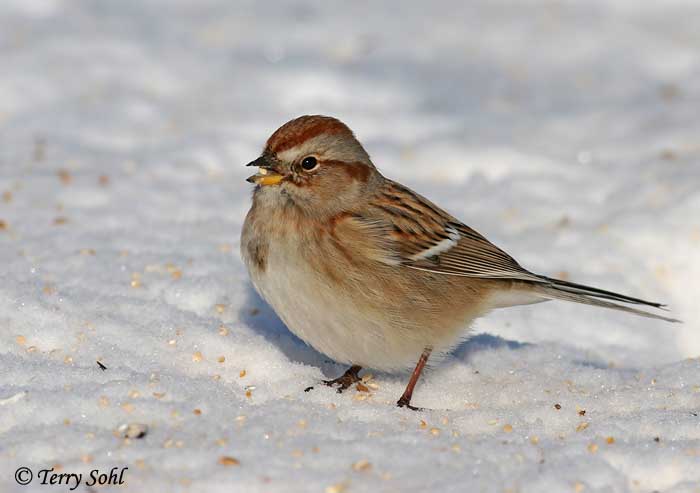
[397,348,432,411]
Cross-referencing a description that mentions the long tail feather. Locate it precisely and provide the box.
[540,276,668,308]
[529,280,681,323]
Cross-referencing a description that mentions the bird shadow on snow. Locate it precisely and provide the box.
[451,333,529,361]
[240,285,347,378]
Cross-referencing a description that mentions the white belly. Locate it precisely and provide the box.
[247,244,416,370]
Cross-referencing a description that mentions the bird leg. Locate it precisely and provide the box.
[323,364,362,393]
[397,348,432,411]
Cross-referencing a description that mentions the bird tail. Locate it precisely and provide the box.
[527,276,681,323]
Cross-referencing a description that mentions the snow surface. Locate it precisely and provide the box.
[1,1,700,492]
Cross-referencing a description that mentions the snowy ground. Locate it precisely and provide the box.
[1,1,700,492]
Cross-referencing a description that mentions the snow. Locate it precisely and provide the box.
[1,0,699,491]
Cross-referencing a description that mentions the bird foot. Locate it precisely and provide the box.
[396,396,423,411]
[323,365,362,393]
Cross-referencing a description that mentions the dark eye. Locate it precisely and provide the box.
[301,156,318,171]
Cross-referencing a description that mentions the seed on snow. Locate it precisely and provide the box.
[218,456,240,466]
[352,459,372,472]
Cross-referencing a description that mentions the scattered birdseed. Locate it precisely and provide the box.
[503,424,513,433]
[430,427,440,436]
[239,370,246,378]
[576,422,589,432]
[193,409,202,415]
[215,304,226,314]
[352,459,372,472]
[245,386,256,391]
[128,390,141,399]
[98,175,110,186]
[79,248,96,255]
[0,220,6,230]
[58,169,72,185]
[361,373,374,382]
[451,444,461,453]
[291,449,303,458]
[152,392,165,399]
[356,383,369,392]
[218,456,240,466]
[217,356,225,363]
[325,482,348,493]
[98,396,110,408]
[654,437,660,442]
[488,419,499,425]
[53,217,68,225]
[218,326,229,336]
[1,191,11,202]
[64,356,73,364]
[26,346,38,353]
[121,402,135,413]
[353,393,368,401]
[530,436,539,445]
[81,455,93,464]
[192,351,203,362]
[168,339,176,346]
[587,443,598,454]
[554,403,561,410]
[15,335,26,346]
[245,390,252,398]
[574,481,585,493]
[215,438,227,446]
[419,420,427,429]
[578,409,586,416]
[606,436,615,444]
[118,423,148,439]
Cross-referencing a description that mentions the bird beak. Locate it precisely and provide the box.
[246,156,284,186]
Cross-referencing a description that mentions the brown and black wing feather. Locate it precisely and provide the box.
[357,180,679,322]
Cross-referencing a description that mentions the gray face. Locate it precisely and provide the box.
[249,132,381,219]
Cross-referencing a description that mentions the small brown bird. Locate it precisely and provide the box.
[240,115,678,410]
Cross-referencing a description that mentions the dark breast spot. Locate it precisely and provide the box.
[248,240,268,272]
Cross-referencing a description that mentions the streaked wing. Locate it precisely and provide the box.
[346,180,677,321]
[364,180,542,282]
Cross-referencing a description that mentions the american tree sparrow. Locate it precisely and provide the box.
[241,115,678,410]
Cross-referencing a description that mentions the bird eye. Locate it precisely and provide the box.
[301,156,318,171]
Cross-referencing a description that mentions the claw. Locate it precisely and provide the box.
[323,365,362,393]
[397,397,423,412]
